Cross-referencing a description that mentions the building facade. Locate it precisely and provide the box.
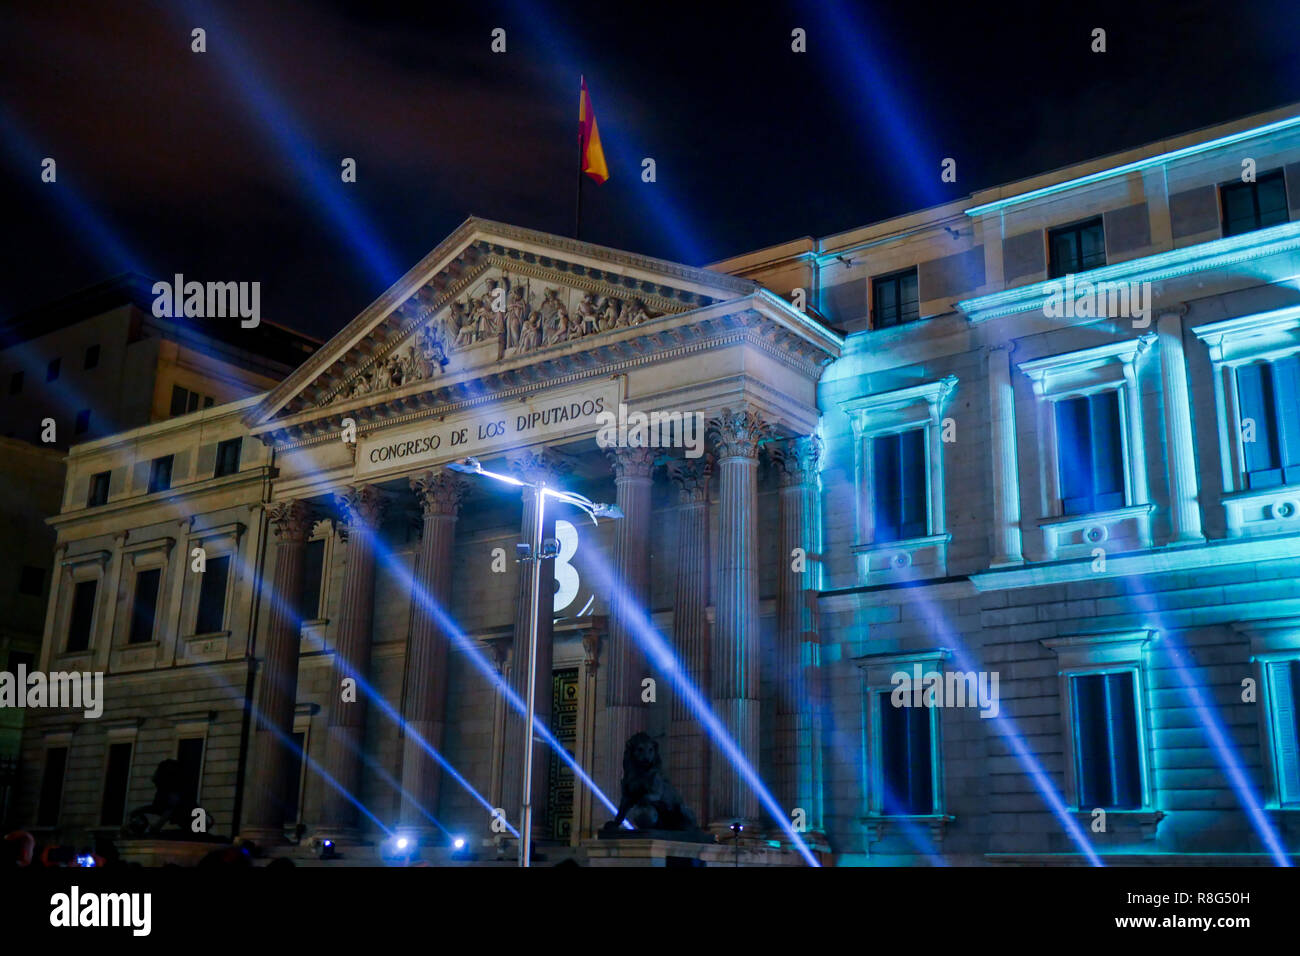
[11,105,1300,864]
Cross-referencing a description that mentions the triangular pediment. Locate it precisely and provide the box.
[247,217,763,435]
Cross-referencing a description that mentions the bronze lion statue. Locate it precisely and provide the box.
[603,732,700,833]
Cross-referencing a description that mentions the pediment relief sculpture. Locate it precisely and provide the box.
[325,269,665,406]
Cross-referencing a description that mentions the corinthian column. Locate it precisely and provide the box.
[317,484,385,842]
[242,500,314,842]
[771,436,824,837]
[399,470,466,838]
[707,406,770,826]
[602,445,657,808]
[500,449,566,844]
[666,454,712,822]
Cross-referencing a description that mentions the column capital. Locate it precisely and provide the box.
[607,445,656,480]
[507,447,571,486]
[410,470,467,517]
[336,484,386,530]
[707,406,771,461]
[771,435,822,487]
[268,500,315,542]
[666,454,713,502]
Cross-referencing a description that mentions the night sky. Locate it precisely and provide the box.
[3,0,1299,340]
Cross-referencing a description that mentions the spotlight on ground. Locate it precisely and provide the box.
[315,837,337,861]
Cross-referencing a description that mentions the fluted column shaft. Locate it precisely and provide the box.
[318,485,385,839]
[399,470,465,835]
[708,407,769,825]
[603,446,657,804]
[242,500,314,840]
[667,456,712,822]
[773,437,824,834]
[1158,311,1206,543]
[500,451,563,841]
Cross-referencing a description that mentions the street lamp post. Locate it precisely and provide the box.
[446,456,621,868]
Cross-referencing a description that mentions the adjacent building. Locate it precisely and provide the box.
[10,104,1300,863]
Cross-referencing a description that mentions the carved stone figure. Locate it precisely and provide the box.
[505,286,528,349]
[577,293,601,337]
[518,313,541,353]
[601,732,707,837]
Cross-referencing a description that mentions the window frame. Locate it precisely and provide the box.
[87,470,111,508]
[147,455,174,494]
[1239,619,1300,810]
[213,437,242,478]
[1193,307,1300,537]
[1047,216,1107,279]
[871,266,921,330]
[1219,168,1289,238]
[1019,337,1156,558]
[1042,631,1158,815]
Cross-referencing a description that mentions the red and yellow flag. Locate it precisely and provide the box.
[579,76,609,185]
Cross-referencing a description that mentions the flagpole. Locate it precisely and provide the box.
[575,76,584,241]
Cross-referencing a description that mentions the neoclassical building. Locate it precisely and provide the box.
[13,103,1300,864]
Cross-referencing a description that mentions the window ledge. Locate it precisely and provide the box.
[853,534,951,585]
[1222,484,1300,537]
[862,813,955,845]
[1039,503,1154,558]
[1071,809,1165,840]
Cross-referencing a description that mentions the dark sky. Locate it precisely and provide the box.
[3,0,1299,340]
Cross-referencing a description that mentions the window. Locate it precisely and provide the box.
[170,385,209,417]
[67,579,97,653]
[74,408,91,436]
[1264,659,1300,806]
[1055,391,1126,515]
[878,691,935,815]
[8,371,22,395]
[871,428,928,542]
[1220,169,1289,237]
[1236,355,1300,489]
[196,554,230,634]
[299,537,325,621]
[872,268,920,329]
[37,746,69,826]
[87,470,111,507]
[100,742,133,825]
[214,438,241,478]
[128,568,162,644]
[1071,672,1143,809]
[148,455,174,494]
[83,344,100,370]
[46,357,61,382]
[1043,631,1156,816]
[177,737,205,813]
[1048,217,1106,278]
[18,564,44,596]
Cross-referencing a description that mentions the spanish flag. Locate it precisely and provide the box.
[579,76,609,185]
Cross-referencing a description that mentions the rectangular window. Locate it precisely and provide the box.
[871,428,928,542]
[74,409,91,435]
[128,568,161,644]
[87,470,111,507]
[83,344,100,370]
[299,537,325,622]
[1055,391,1126,515]
[18,564,44,596]
[148,455,174,494]
[46,357,61,382]
[203,396,214,409]
[8,370,22,395]
[37,746,69,826]
[1048,217,1106,278]
[1236,355,1300,489]
[196,554,230,634]
[67,579,97,653]
[214,438,242,478]
[1071,672,1142,810]
[170,385,189,418]
[100,742,133,825]
[872,268,920,329]
[177,737,205,812]
[1266,660,1300,806]
[878,692,934,815]
[1221,169,1289,237]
